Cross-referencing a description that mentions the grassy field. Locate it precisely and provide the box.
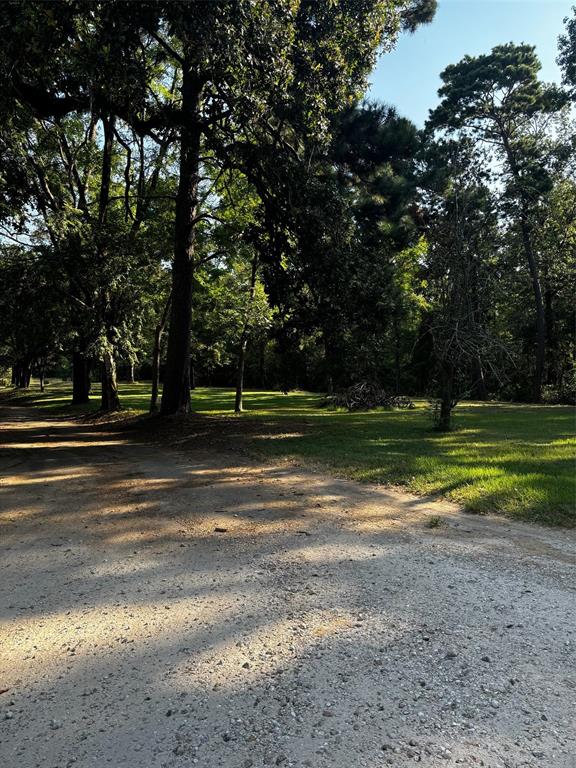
[2,381,575,527]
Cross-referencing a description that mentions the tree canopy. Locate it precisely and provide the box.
[0,1,574,426]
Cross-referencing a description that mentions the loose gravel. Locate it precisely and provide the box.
[1,407,575,768]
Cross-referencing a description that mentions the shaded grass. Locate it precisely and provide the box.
[2,381,575,527]
[0,381,145,415]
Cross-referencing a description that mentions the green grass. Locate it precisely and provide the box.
[2,381,575,527]
[0,381,148,414]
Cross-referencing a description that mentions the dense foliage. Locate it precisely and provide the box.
[0,1,574,427]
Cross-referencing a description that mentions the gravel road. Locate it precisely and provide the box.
[1,406,575,768]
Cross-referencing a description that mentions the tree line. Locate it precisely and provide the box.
[0,1,574,428]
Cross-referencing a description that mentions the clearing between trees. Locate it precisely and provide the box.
[1,404,575,768]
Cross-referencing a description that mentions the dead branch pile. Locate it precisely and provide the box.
[324,382,415,412]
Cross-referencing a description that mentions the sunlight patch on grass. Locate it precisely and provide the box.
[2,381,574,526]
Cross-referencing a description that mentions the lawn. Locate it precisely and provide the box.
[2,381,574,526]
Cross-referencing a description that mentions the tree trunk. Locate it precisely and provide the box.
[39,367,45,392]
[437,363,455,431]
[72,350,91,404]
[128,363,135,383]
[234,337,248,414]
[150,292,172,413]
[150,331,165,412]
[150,325,163,414]
[101,349,120,412]
[98,114,115,226]
[326,374,334,397]
[96,113,119,415]
[15,364,31,389]
[500,135,546,403]
[161,67,202,416]
[258,339,266,387]
[519,215,546,402]
[234,256,259,414]
[323,333,336,395]
[469,257,487,400]
[472,356,488,400]
[543,258,557,387]
[393,315,401,395]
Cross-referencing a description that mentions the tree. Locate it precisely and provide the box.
[0,108,176,410]
[428,44,568,401]
[150,1,437,414]
[0,246,66,389]
[0,2,180,411]
[256,103,421,394]
[558,6,576,92]
[149,289,172,414]
[536,174,576,401]
[0,0,437,414]
[419,139,503,429]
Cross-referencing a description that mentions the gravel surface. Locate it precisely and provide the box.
[1,406,575,768]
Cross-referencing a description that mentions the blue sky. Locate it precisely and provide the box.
[368,0,573,126]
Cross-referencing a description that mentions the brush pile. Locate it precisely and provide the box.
[324,382,414,412]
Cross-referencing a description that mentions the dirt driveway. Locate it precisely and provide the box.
[1,406,575,768]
